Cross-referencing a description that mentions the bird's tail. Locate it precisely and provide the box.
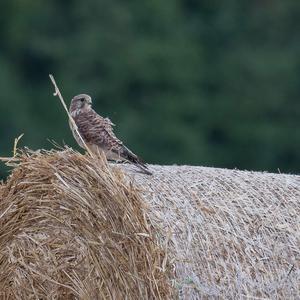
[121,146,152,175]
[135,161,152,175]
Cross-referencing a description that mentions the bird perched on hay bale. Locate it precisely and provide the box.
[69,94,152,175]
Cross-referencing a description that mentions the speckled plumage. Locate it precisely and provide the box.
[69,94,151,175]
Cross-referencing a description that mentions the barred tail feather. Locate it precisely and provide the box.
[121,146,152,175]
[134,162,152,175]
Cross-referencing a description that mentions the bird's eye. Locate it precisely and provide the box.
[80,98,84,102]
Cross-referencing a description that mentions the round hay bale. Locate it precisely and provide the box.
[0,149,173,299]
[121,164,300,299]
[1,149,299,299]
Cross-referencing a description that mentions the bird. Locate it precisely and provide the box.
[69,94,152,175]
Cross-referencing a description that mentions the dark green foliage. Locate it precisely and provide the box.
[0,0,299,178]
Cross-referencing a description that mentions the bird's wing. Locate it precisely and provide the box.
[73,110,152,174]
[73,109,123,151]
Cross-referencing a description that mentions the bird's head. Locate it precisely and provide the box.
[70,94,92,112]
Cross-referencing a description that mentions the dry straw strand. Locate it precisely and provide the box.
[49,74,94,158]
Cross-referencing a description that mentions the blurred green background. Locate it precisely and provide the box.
[0,0,300,178]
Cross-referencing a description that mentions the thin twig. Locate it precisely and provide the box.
[49,74,94,157]
[0,157,20,162]
[0,134,24,163]
[13,133,24,157]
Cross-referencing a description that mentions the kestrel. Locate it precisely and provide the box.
[69,94,152,175]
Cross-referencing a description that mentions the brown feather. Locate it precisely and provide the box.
[69,100,152,175]
[72,110,122,152]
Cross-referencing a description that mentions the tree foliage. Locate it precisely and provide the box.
[0,0,299,177]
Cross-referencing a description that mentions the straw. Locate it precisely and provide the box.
[0,148,174,299]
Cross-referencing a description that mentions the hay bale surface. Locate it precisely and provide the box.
[121,164,300,299]
[1,149,299,299]
[0,149,173,299]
